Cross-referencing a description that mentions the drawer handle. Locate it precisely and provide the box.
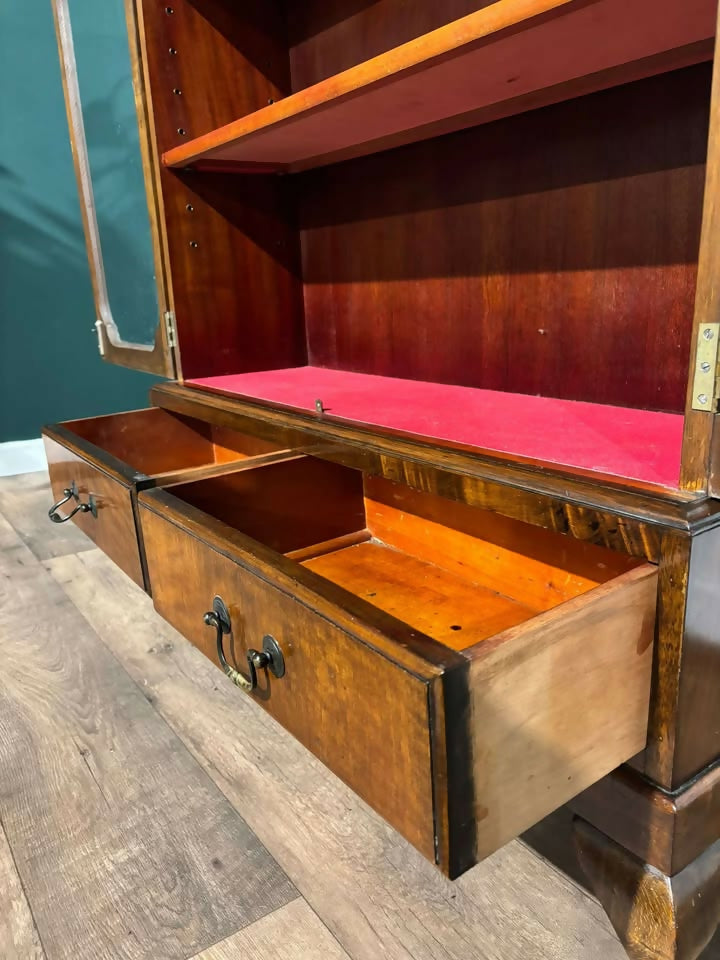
[48,481,97,524]
[203,595,285,692]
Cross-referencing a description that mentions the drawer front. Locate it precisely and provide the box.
[44,436,144,588]
[139,503,441,862]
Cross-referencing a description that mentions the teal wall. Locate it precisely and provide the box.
[0,1,160,443]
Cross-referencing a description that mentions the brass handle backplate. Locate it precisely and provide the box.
[203,595,285,692]
[48,481,97,524]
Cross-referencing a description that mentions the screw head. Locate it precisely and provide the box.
[701,361,712,373]
[698,393,709,405]
[703,328,715,340]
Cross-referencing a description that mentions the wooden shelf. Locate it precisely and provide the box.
[162,0,715,174]
[186,366,684,489]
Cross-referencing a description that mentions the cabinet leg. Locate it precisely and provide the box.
[574,817,720,960]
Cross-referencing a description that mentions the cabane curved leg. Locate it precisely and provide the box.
[574,817,720,960]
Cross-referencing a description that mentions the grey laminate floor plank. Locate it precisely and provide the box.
[0,818,46,960]
[189,899,351,960]
[0,515,296,960]
[49,545,629,960]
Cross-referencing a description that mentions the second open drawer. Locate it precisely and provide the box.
[137,455,657,878]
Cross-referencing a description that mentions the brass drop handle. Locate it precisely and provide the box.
[48,481,97,524]
[203,595,285,692]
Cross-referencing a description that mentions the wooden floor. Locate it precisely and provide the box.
[1,471,718,960]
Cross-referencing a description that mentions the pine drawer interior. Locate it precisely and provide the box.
[165,456,648,649]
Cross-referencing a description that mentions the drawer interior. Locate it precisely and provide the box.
[58,407,288,481]
[166,456,645,651]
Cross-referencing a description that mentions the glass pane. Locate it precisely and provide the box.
[69,0,159,346]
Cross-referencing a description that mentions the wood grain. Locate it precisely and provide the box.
[572,762,720,878]
[0,822,44,960]
[138,500,441,864]
[49,545,628,960]
[302,540,536,651]
[58,407,288,477]
[364,475,641,609]
[287,0,493,90]
[150,381,693,552]
[0,514,296,960]
[671,524,720,786]
[299,65,708,414]
[166,455,366,555]
[139,467,659,874]
[43,435,144,587]
[575,817,720,960]
[467,564,657,861]
[637,530,692,788]
[190,899,349,960]
[681,0,720,492]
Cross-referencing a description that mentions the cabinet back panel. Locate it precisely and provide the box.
[299,64,710,412]
[286,0,496,92]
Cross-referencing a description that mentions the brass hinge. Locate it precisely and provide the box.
[164,310,176,349]
[691,323,720,412]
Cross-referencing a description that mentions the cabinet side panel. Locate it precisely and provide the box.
[139,1,306,378]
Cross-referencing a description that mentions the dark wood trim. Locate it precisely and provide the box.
[572,762,720,877]
[672,524,720,786]
[635,530,692,788]
[429,663,477,879]
[680,0,720,493]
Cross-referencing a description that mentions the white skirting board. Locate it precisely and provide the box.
[0,439,47,477]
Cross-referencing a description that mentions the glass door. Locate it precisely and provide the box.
[52,0,175,376]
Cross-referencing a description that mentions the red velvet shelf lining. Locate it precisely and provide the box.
[187,367,683,489]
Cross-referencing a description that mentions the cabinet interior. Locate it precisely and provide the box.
[138,0,717,490]
[167,456,642,651]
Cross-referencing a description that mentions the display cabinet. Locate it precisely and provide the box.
[45,2,720,956]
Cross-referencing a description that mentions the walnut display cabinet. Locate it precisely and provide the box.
[45,2,720,957]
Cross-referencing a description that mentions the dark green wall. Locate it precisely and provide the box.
[0,1,159,443]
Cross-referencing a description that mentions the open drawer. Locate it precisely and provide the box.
[137,456,657,877]
[42,408,292,590]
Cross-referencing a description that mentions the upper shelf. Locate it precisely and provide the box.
[162,0,717,175]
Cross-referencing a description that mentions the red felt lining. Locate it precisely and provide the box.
[187,366,683,489]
